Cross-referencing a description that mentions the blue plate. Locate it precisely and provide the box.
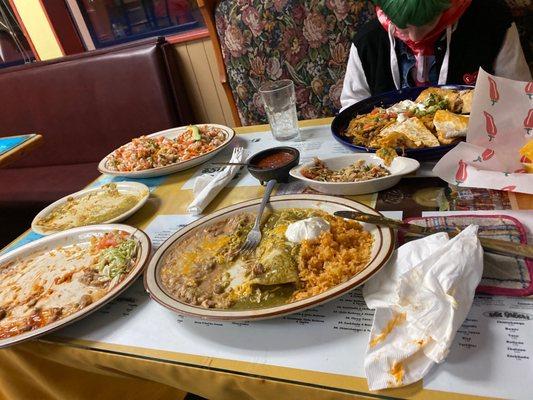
[331,85,473,161]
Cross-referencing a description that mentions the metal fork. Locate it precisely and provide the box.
[240,179,276,253]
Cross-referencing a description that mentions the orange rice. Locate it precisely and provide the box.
[292,216,373,301]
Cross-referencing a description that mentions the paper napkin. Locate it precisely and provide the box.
[433,68,533,194]
[187,147,246,215]
[363,225,483,390]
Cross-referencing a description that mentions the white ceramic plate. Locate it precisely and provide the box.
[31,182,149,235]
[0,224,151,348]
[289,154,420,195]
[98,124,235,178]
[144,195,395,321]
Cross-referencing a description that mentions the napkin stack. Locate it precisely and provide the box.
[363,225,483,390]
[187,147,246,215]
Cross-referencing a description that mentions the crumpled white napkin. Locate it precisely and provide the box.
[363,225,483,390]
[187,147,246,215]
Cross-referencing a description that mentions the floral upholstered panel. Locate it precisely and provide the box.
[215,0,376,125]
[215,0,531,126]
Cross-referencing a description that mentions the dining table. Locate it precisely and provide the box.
[0,134,42,168]
[0,118,532,400]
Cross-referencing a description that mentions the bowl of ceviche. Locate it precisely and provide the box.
[98,124,235,178]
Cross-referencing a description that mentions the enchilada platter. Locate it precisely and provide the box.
[31,182,150,235]
[0,224,150,348]
[144,195,395,320]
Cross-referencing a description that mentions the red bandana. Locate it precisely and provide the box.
[376,0,472,56]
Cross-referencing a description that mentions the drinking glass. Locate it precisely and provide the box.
[259,79,300,141]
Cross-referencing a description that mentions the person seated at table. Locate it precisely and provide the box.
[340,0,532,110]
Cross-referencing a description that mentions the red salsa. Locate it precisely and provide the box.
[254,151,294,169]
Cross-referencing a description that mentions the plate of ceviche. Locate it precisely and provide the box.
[0,224,150,348]
[98,124,235,178]
[144,195,394,320]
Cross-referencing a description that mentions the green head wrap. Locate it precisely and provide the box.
[373,0,452,28]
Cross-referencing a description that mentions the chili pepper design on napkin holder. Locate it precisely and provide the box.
[433,68,533,195]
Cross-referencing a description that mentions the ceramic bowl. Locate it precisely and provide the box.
[289,154,419,195]
[247,146,300,184]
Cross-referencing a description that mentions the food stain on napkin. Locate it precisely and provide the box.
[390,361,405,386]
[369,312,406,348]
[363,225,483,391]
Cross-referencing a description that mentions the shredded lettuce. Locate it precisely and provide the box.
[97,239,137,279]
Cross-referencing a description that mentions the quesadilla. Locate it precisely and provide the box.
[415,87,462,113]
[371,117,440,148]
[459,90,474,114]
[433,110,469,144]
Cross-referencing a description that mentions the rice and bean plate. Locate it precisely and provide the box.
[159,208,374,310]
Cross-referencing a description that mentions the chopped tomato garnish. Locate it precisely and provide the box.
[97,232,118,249]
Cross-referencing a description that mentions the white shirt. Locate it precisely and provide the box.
[340,23,532,111]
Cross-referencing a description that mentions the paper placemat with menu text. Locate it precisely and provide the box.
[54,211,533,400]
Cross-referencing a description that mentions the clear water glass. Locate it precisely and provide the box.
[259,80,300,141]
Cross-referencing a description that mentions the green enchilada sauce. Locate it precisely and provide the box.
[229,209,326,310]
[161,209,330,310]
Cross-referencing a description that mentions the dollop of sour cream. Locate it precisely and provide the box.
[386,100,417,113]
[285,217,330,243]
[396,113,408,123]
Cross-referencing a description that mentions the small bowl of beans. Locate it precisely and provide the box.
[247,147,300,184]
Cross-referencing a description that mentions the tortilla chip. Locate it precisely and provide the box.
[376,147,398,166]
[436,131,462,145]
[374,117,440,148]
[433,110,469,138]
[418,113,436,131]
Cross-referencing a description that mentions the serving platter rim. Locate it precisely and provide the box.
[289,153,420,187]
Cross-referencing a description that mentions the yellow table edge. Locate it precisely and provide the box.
[41,335,498,400]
